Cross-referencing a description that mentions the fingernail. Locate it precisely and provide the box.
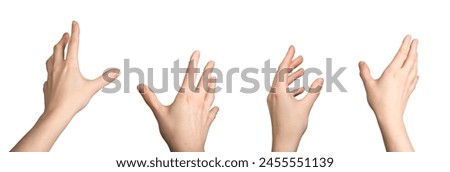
[108,68,120,78]
[107,72,119,78]
[100,68,119,83]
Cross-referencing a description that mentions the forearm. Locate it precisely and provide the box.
[376,115,414,152]
[11,110,74,152]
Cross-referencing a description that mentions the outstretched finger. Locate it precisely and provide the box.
[288,68,304,85]
[388,35,412,69]
[53,33,69,63]
[402,39,418,72]
[206,106,219,128]
[273,45,295,87]
[66,21,80,64]
[197,61,215,95]
[303,78,324,106]
[204,76,217,108]
[180,51,200,93]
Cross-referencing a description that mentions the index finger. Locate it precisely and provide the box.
[388,35,411,69]
[67,21,80,63]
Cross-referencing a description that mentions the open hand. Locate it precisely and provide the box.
[138,51,218,152]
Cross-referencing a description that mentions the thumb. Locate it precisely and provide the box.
[137,84,163,114]
[359,61,373,83]
[93,68,120,90]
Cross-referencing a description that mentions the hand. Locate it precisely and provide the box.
[359,35,418,152]
[268,45,324,152]
[42,21,120,117]
[11,21,120,152]
[138,51,219,152]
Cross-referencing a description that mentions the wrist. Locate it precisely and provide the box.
[272,132,302,152]
[374,115,413,152]
[169,147,205,152]
[39,109,75,127]
[168,143,205,152]
[374,112,404,127]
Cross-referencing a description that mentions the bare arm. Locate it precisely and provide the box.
[268,45,323,152]
[359,35,418,152]
[11,21,119,152]
[137,51,218,152]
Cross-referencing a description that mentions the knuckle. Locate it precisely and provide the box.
[43,82,48,92]
[53,44,61,51]
[267,94,275,102]
[64,60,77,68]
[70,37,79,43]
[46,57,52,66]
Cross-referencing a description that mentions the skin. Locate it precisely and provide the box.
[138,51,219,152]
[11,21,120,152]
[359,35,418,152]
[268,45,323,152]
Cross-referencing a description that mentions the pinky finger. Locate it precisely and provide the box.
[207,106,219,128]
[409,76,419,93]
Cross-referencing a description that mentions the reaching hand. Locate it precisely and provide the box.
[42,21,120,117]
[138,51,219,152]
[11,21,120,152]
[268,45,324,152]
[359,35,418,152]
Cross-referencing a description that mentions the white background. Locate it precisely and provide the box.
[0,0,449,171]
